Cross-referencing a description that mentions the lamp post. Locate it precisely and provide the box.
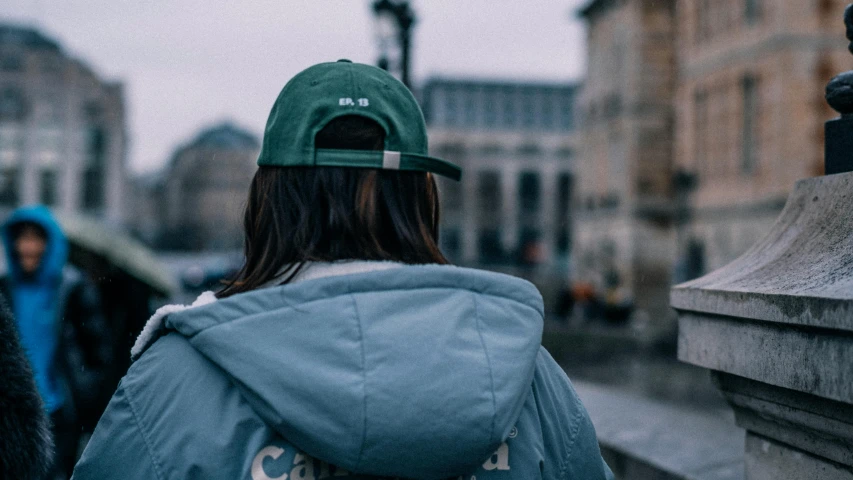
[371,0,416,88]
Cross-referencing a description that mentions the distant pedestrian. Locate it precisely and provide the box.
[0,295,52,479]
[1,206,111,480]
[74,61,613,480]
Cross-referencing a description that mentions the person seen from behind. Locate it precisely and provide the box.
[73,60,614,480]
[1,206,111,480]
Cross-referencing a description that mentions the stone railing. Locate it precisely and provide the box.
[672,172,853,479]
[671,7,853,479]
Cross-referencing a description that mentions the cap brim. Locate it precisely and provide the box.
[313,149,462,181]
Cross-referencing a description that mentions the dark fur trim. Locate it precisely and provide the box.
[0,296,53,478]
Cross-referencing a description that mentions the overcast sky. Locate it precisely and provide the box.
[1,1,588,174]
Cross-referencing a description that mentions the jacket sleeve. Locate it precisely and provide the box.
[535,348,615,480]
[558,387,615,480]
[71,383,162,480]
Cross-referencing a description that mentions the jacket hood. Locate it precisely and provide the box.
[164,264,544,479]
[1,205,67,283]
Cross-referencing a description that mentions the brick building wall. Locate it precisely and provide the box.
[674,0,850,271]
[575,0,851,327]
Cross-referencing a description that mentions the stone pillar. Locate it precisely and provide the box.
[461,165,480,264]
[501,162,518,255]
[539,161,557,265]
[672,172,853,479]
[104,121,126,225]
[20,120,39,206]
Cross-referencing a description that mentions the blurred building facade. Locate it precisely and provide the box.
[0,24,127,224]
[674,0,850,273]
[575,0,850,327]
[131,123,259,251]
[421,78,578,307]
[575,0,678,326]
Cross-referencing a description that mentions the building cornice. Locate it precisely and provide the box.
[681,33,846,80]
[421,77,580,92]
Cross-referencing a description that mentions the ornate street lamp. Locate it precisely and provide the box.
[371,0,416,88]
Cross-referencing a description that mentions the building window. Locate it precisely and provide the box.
[441,227,461,258]
[601,192,621,209]
[0,127,23,165]
[818,0,834,20]
[697,0,712,43]
[41,56,64,75]
[438,177,463,210]
[745,0,761,24]
[479,144,504,156]
[502,94,516,128]
[517,144,542,157]
[694,89,709,177]
[478,228,504,264]
[541,95,554,129]
[484,91,498,128]
[36,128,63,166]
[0,168,19,206]
[556,173,572,214]
[84,101,103,121]
[0,88,28,123]
[38,98,64,126]
[555,173,572,255]
[556,146,575,159]
[522,92,536,128]
[518,171,541,213]
[464,94,477,127]
[83,127,106,210]
[604,94,622,119]
[741,76,759,174]
[0,54,24,72]
[517,227,542,266]
[444,89,458,126]
[40,170,57,206]
[556,230,570,255]
[477,171,502,214]
[560,99,574,130]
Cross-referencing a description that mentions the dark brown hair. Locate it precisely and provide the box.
[217,115,447,298]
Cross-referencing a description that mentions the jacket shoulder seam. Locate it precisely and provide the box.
[472,293,499,445]
[349,291,369,472]
[555,380,584,480]
[122,381,167,480]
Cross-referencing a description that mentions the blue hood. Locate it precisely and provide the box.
[2,206,68,284]
[164,265,544,478]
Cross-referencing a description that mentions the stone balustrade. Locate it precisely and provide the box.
[671,171,853,479]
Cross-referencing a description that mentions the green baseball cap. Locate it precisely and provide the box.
[257,59,461,181]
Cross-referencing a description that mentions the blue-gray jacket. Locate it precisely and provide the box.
[73,264,613,480]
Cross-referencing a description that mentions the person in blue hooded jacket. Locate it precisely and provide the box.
[73,61,614,480]
[1,205,111,479]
